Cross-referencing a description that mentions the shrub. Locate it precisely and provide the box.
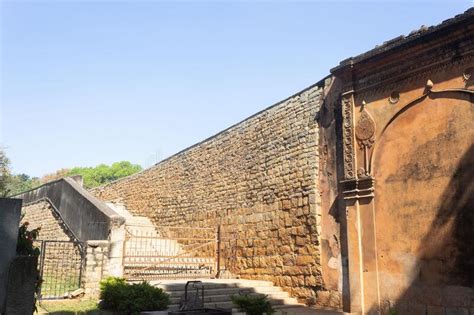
[99,277,128,311]
[17,220,41,256]
[231,294,275,315]
[99,277,170,315]
[16,219,42,312]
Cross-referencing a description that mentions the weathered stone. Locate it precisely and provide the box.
[0,198,22,314]
[21,200,73,241]
[90,83,323,304]
[296,255,315,266]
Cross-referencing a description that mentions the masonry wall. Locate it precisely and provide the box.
[331,11,474,313]
[18,178,121,241]
[93,83,329,303]
[22,200,73,241]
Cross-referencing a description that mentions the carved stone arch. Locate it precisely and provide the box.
[368,87,474,174]
[370,87,474,309]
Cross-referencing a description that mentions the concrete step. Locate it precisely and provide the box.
[154,280,275,290]
[126,217,156,226]
[157,285,284,297]
[168,291,292,304]
[151,279,304,312]
[151,279,302,312]
[167,298,301,311]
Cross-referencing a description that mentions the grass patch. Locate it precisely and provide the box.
[39,299,99,314]
[40,275,80,297]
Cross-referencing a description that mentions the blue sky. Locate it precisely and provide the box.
[1,1,472,177]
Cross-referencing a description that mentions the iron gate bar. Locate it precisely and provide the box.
[154,226,216,230]
[37,240,85,300]
[123,224,220,281]
[126,261,214,265]
[129,236,216,241]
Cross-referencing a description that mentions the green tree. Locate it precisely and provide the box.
[0,149,41,196]
[8,174,40,195]
[0,149,10,197]
[66,161,142,189]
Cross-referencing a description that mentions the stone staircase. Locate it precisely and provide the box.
[151,279,302,312]
[106,202,182,256]
[106,203,215,280]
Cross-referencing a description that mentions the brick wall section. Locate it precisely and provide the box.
[22,200,73,241]
[84,241,109,296]
[92,84,324,301]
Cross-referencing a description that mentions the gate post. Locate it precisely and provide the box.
[38,241,46,300]
[215,225,221,278]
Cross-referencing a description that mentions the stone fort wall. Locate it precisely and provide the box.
[92,82,333,303]
[22,200,73,241]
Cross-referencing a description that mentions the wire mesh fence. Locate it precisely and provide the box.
[37,240,85,299]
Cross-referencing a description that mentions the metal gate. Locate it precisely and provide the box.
[123,225,220,281]
[37,240,85,299]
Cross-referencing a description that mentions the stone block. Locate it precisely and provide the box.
[282,255,295,266]
[296,255,314,266]
[304,276,318,286]
[291,276,305,286]
[281,200,291,210]
[295,236,306,247]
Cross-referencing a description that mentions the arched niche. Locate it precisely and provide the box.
[372,90,473,305]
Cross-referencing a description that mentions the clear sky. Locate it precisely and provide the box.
[1,0,472,177]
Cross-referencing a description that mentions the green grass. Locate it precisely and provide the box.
[40,275,80,298]
[39,299,99,314]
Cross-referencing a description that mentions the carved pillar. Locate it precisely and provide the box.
[341,91,380,314]
[341,92,356,181]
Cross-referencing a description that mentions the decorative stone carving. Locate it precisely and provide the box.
[353,48,473,102]
[342,94,356,180]
[355,106,376,176]
[355,108,376,149]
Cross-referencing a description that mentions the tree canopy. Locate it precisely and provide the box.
[0,149,142,195]
[66,161,142,188]
[0,150,40,196]
[0,150,10,197]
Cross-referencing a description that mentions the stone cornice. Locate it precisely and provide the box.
[331,8,474,95]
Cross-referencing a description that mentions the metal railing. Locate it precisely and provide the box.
[122,225,221,281]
